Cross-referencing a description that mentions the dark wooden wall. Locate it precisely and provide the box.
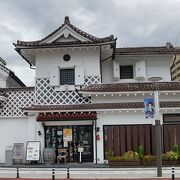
[104,124,180,158]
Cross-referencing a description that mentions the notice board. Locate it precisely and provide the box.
[12,143,24,160]
[26,141,40,161]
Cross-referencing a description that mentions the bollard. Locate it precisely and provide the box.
[172,167,175,180]
[16,168,19,178]
[67,167,70,179]
[52,168,55,180]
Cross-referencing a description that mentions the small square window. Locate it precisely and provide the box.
[120,65,133,79]
[60,68,75,85]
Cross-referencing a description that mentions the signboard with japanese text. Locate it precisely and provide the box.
[26,141,40,161]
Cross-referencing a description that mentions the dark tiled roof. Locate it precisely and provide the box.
[0,86,34,92]
[23,101,180,112]
[115,47,180,55]
[15,40,114,47]
[14,16,115,47]
[37,112,97,121]
[81,82,180,92]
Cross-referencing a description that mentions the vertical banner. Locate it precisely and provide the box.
[144,98,155,118]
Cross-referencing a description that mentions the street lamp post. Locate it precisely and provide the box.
[148,77,162,177]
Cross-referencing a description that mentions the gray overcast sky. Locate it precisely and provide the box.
[0,0,180,86]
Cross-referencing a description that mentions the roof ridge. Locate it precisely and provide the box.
[14,16,115,46]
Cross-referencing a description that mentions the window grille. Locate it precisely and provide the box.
[60,69,75,85]
[120,65,133,79]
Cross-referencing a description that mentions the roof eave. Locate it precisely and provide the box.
[14,48,35,67]
[80,90,180,95]
[115,52,176,56]
[14,40,116,48]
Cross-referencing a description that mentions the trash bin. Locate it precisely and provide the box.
[5,145,13,166]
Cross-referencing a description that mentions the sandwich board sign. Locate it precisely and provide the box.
[12,143,24,161]
[26,141,40,161]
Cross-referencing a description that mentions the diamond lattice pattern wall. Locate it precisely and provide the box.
[35,78,96,105]
[0,76,100,116]
[0,88,35,117]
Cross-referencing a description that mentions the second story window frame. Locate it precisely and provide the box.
[60,68,75,85]
[120,65,134,79]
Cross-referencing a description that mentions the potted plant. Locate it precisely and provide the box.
[162,151,179,165]
[143,155,156,166]
[108,151,140,167]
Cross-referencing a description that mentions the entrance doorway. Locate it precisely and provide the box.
[45,125,93,162]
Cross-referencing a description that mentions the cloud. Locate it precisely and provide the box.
[0,0,180,86]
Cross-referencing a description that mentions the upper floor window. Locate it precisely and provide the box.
[120,65,133,79]
[60,68,75,85]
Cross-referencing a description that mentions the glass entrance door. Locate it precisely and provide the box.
[74,126,93,162]
[45,125,93,162]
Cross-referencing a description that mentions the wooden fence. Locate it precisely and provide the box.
[104,124,180,158]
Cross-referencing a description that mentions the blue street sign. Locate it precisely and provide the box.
[144,98,155,118]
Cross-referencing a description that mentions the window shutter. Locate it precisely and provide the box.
[135,60,146,80]
[50,64,60,86]
[113,60,120,80]
[75,66,84,85]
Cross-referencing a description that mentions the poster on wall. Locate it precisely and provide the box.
[26,141,40,161]
[63,128,72,142]
[12,143,24,160]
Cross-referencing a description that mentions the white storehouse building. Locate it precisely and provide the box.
[1,16,180,164]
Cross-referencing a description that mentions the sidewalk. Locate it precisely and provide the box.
[0,167,179,179]
[0,178,179,180]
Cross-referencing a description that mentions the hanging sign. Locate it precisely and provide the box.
[63,128,72,141]
[26,141,40,161]
[144,98,155,118]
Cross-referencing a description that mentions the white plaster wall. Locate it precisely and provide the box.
[102,55,173,83]
[0,117,29,163]
[0,116,45,163]
[0,79,6,88]
[146,56,172,81]
[35,48,100,78]
[101,59,113,83]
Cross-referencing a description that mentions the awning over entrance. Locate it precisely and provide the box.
[37,112,97,121]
